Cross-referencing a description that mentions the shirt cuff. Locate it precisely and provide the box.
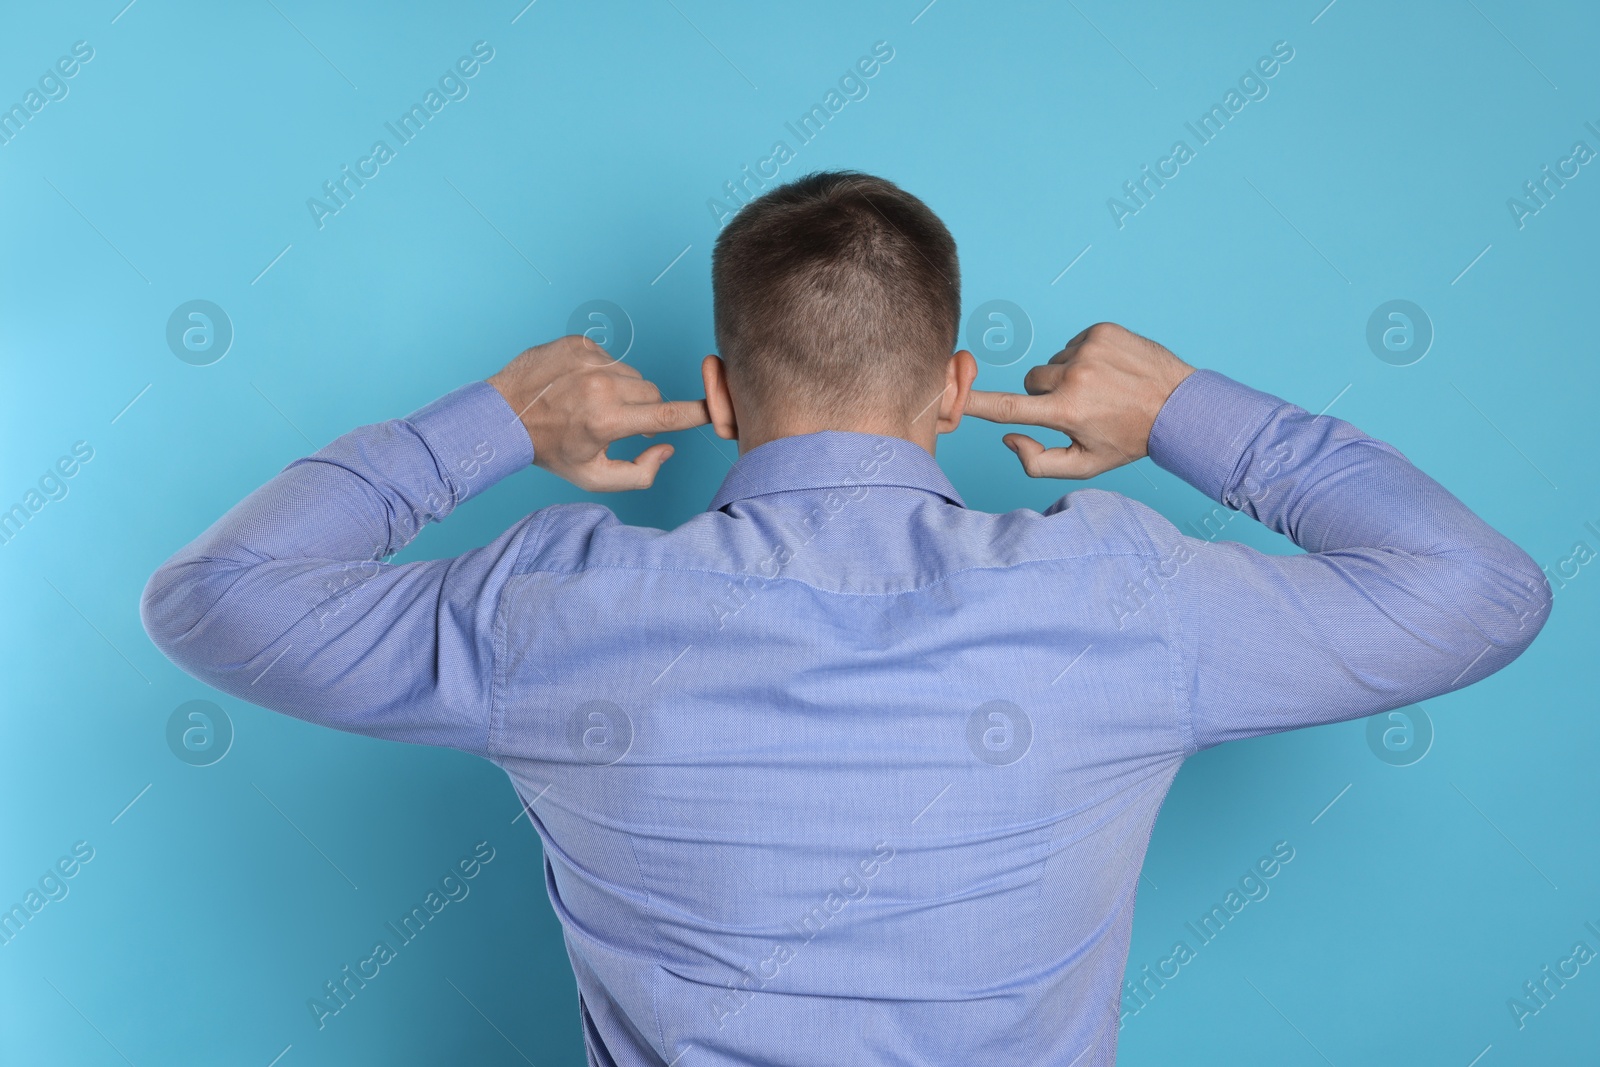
[1146,368,1285,506]
[405,379,535,509]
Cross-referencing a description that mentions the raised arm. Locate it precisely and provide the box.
[965,322,1552,752]
[139,335,708,754]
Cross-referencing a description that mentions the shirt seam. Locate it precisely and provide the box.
[1160,555,1196,758]
[1116,499,1199,757]
[488,506,553,759]
[624,830,669,1058]
[1216,399,1280,508]
[510,550,1153,593]
[1211,390,1288,508]
[402,413,468,518]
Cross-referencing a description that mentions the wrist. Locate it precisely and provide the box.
[406,379,537,503]
[1149,362,1197,432]
[1146,369,1283,504]
[485,375,535,448]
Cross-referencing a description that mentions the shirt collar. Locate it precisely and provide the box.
[706,430,966,512]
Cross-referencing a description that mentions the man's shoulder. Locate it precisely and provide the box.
[878,486,1173,575]
[1030,485,1175,563]
[511,501,745,577]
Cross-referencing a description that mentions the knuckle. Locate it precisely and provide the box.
[1083,322,1121,348]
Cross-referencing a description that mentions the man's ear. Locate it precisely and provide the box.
[702,354,739,441]
[935,349,980,434]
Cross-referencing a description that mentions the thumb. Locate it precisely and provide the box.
[626,443,676,487]
[584,442,677,491]
[1004,433,1101,480]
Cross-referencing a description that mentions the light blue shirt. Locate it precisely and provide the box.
[141,368,1551,1065]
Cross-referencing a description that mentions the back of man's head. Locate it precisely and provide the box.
[711,171,960,428]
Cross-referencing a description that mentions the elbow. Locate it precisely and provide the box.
[1503,546,1554,653]
[1413,537,1553,698]
[139,558,190,662]
[1467,540,1553,666]
[139,555,236,673]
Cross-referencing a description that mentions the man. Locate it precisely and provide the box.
[141,171,1551,1065]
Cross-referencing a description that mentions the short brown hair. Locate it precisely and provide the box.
[711,171,960,422]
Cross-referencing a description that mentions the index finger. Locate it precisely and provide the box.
[610,398,713,437]
[962,389,1057,426]
[1047,331,1093,365]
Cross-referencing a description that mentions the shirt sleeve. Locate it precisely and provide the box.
[139,379,538,756]
[1120,369,1553,753]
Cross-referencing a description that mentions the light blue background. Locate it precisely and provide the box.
[2,1,1595,1064]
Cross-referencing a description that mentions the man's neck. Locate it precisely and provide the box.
[735,421,938,458]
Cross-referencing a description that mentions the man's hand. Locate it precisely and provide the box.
[487,335,711,492]
[963,322,1195,479]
